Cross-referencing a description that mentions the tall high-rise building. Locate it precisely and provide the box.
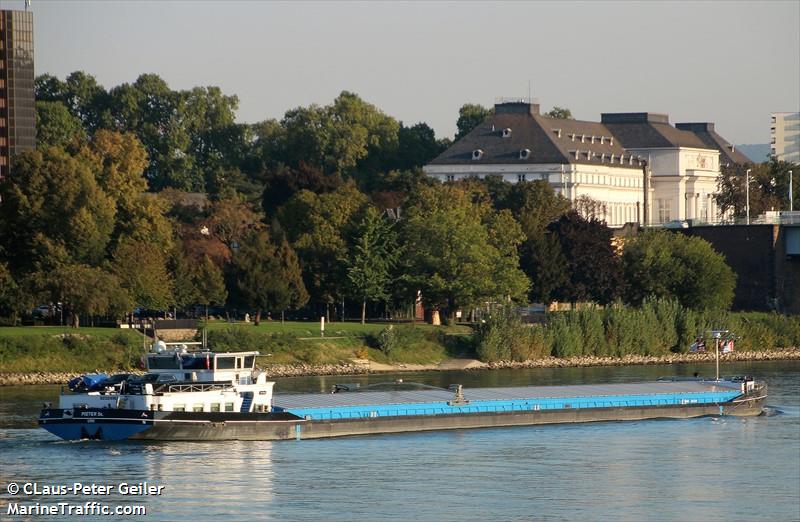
[771,112,800,164]
[0,9,36,180]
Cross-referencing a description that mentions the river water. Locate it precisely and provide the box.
[1,361,798,521]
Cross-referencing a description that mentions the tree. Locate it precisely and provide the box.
[455,103,492,139]
[715,160,795,221]
[79,130,175,251]
[573,195,608,222]
[520,231,568,304]
[401,184,529,321]
[228,230,291,325]
[279,182,369,317]
[504,180,571,238]
[279,91,400,181]
[346,207,400,324]
[547,211,623,305]
[43,264,131,327]
[0,147,116,273]
[273,229,309,315]
[111,240,174,311]
[35,101,86,148]
[395,122,445,171]
[544,106,573,119]
[0,263,34,324]
[622,231,736,310]
[261,162,342,217]
[193,255,227,321]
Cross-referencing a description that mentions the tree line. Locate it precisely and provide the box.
[0,72,750,326]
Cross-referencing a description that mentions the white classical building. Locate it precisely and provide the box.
[424,100,750,226]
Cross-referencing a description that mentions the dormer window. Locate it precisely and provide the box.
[502,128,512,138]
[472,149,484,160]
[519,148,531,160]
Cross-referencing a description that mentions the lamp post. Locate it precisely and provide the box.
[745,168,751,225]
[790,170,794,212]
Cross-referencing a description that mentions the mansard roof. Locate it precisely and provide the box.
[429,104,746,169]
[674,122,753,165]
[600,113,709,149]
[428,102,640,169]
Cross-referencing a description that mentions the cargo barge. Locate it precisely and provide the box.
[38,346,767,442]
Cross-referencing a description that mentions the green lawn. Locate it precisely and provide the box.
[0,326,139,339]
[201,319,471,338]
[0,321,476,373]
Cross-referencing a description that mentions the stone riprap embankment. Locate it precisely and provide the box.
[1,349,797,386]
[481,348,800,370]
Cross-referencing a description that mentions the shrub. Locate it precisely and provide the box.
[476,306,545,362]
[376,325,399,356]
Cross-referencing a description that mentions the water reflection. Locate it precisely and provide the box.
[0,361,797,521]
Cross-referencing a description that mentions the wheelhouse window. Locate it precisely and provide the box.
[147,355,180,370]
[244,355,255,369]
[216,356,235,370]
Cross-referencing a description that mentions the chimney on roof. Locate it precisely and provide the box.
[495,100,540,116]
[675,122,716,132]
[601,113,670,124]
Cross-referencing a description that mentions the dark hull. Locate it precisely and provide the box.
[38,394,765,442]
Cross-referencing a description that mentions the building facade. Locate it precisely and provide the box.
[0,9,36,180]
[771,112,800,164]
[424,100,747,226]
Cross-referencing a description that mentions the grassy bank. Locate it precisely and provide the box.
[1,306,798,376]
[0,328,145,373]
[0,321,472,374]
[476,300,800,362]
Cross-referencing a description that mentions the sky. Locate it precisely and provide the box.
[8,0,800,145]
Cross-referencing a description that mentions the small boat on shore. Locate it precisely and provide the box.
[39,343,768,442]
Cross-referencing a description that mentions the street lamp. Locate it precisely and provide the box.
[745,168,751,225]
[790,170,794,212]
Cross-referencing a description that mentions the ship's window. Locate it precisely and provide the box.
[157,404,163,411]
[244,356,255,369]
[216,356,235,370]
[181,354,209,370]
[147,355,180,370]
[236,358,242,369]
[193,404,204,412]
[210,403,220,412]
[224,402,235,412]
[173,404,185,412]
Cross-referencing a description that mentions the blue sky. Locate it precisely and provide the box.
[9,0,800,144]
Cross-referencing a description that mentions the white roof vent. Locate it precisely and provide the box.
[553,129,562,138]
[502,128,512,138]
[472,149,484,160]
[519,148,531,159]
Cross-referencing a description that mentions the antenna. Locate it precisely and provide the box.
[528,80,531,102]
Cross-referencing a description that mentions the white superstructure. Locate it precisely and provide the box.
[58,343,275,414]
